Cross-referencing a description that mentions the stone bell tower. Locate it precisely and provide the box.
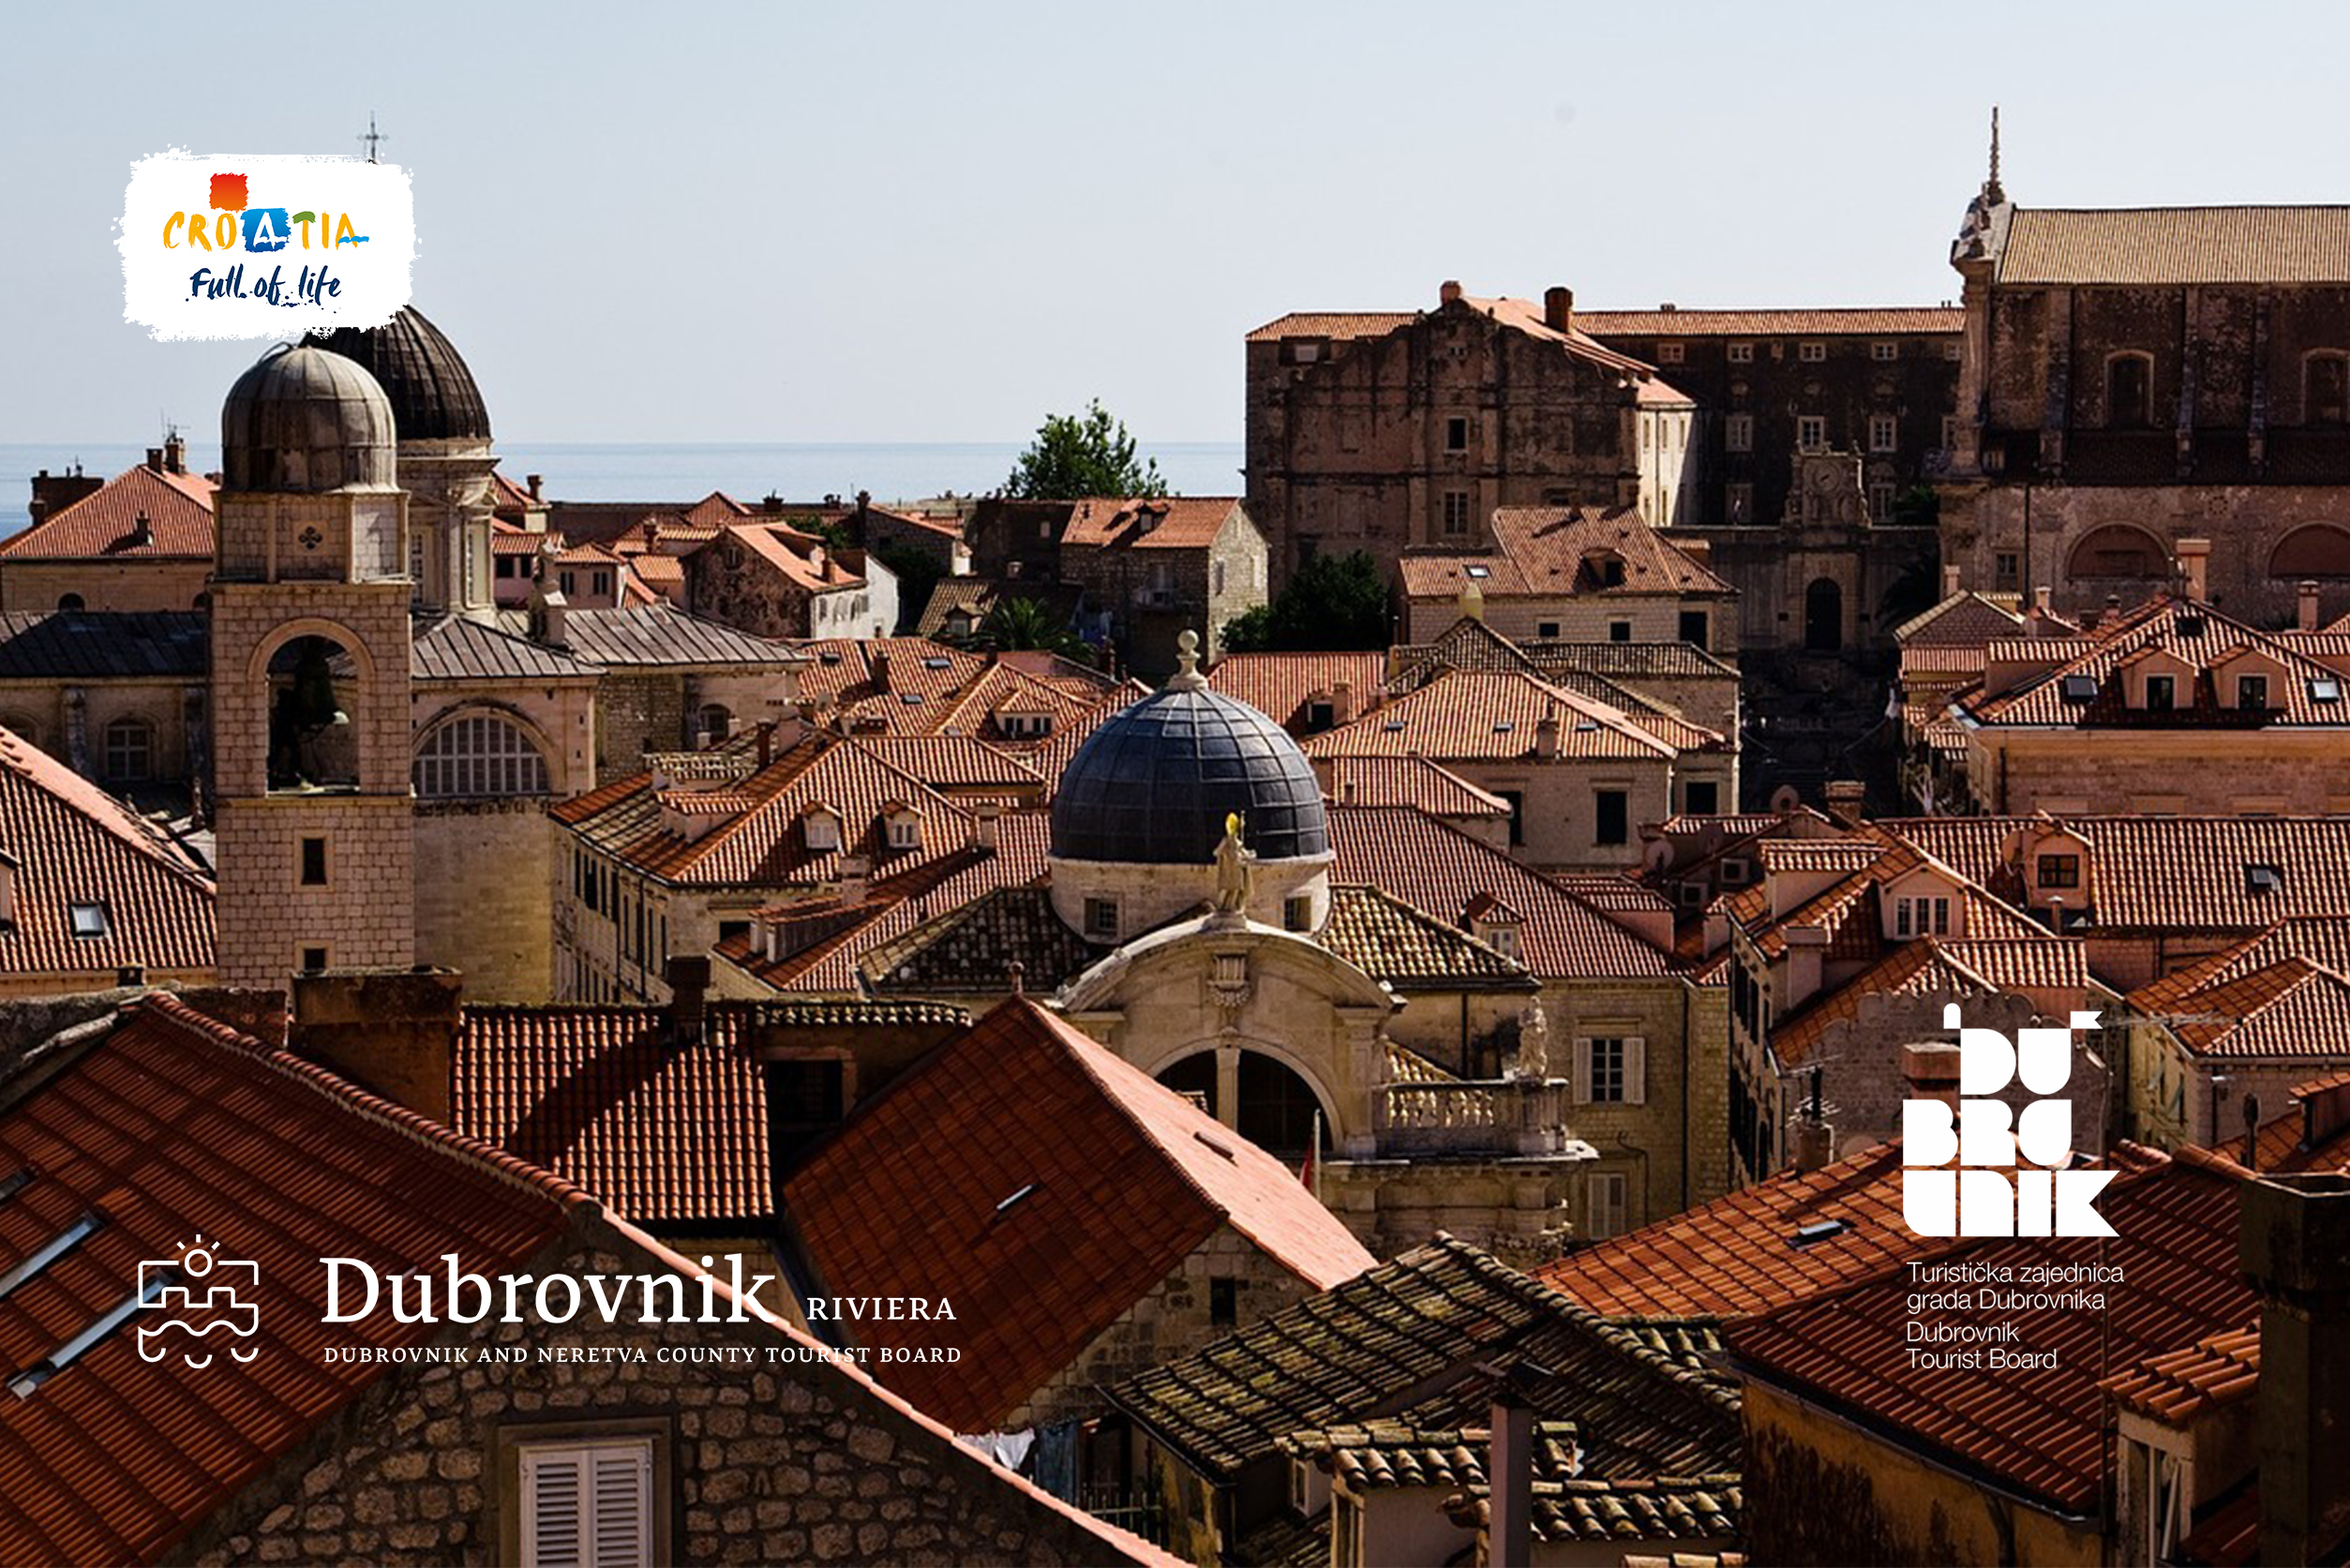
[210,343,417,987]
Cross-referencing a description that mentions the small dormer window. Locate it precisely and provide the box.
[1306,701,1335,733]
[2238,675,2270,711]
[2144,675,2177,712]
[803,808,841,851]
[1893,895,1951,939]
[886,811,921,850]
[2037,853,2081,889]
[922,655,953,670]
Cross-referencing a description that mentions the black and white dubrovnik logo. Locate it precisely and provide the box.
[1902,1006,2118,1238]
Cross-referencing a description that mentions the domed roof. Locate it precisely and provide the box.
[1052,680,1329,865]
[220,344,397,493]
[307,306,490,442]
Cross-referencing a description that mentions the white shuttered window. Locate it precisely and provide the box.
[521,1439,653,1568]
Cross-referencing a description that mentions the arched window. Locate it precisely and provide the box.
[1155,1050,1325,1157]
[2268,524,2350,579]
[0,713,38,747]
[2070,525,2169,581]
[697,704,733,743]
[2107,352,2153,428]
[55,593,83,612]
[412,713,549,799]
[2307,351,2349,426]
[103,717,153,783]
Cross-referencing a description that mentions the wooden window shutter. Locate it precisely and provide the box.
[521,1440,653,1568]
[1624,1038,1648,1106]
[1571,1038,1592,1105]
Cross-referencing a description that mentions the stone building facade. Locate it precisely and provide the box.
[1245,284,1698,586]
[1940,146,2350,624]
[683,524,895,642]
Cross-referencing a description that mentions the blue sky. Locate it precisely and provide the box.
[3,1,2343,447]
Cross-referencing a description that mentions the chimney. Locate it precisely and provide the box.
[870,648,891,693]
[27,469,102,526]
[1330,680,1355,726]
[838,855,869,905]
[162,432,187,474]
[1903,1040,1964,1113]
[1534,708,1561,761]
[532,587,569,649]
[2177,537,2212,602]
[1793,1066,1836,1172]
[1439,279,1464,306]
[856,489,872,535]
[291,967,465,1123]
[144,447,164,473]
[1459,578,1485,623]
[2301,579,2323,633]
[1823,779,1868,825]
[756,721,776,769]
[1542,286,1575,335]
[1784,924,1828,1010]
[2033,583,2052,618]
[2238,1173,2350,1567]
[526,473,544,501]
[1487,1375,1534,1568]
[665,955,711,1044]
[972,800,1000,851]
[1942,564,1964,598]
[129,511,153,549]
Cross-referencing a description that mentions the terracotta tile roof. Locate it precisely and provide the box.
[1998,206,2350,285]
[629,552,684,590]
[1893,590,2029,648]
[555,731,981,888]
[1058,497,1242,551]
[1535,1142,1919,1317]
[1101,1236,1578,1482]
[1728,1149,2256,1513]
[1320,886,1538,993]
[488,528,549,558]
[1280,1418,1579,1491]
[2100,1325,2261,1426]
[859,883,1102,998]
[0,726,215,981]
[0,994,575,1567]
[1321,756,1509,817]
[1229,1510,1330,1568]
[2142,956,2350,1060]
[922,661,1120,749]
[849,734,1046,792]
[1445,1476,1744,1546]
[794,638,1124,744]
[1205,651,1390,734]
[503,604,803,669]
[1302,668,1686,764]
[1246,311,1418,342]
[1768,937,2092,1068]
[1880,816,2350,933]
[0,465,216,560]
[1327,806,1675,979]
[1965,598,2350,726]
[410,612,598,681]
[1250,296,1684,393]
[1400,507,1734,602]
[783,999,1373,1432]
[1577,307,1964,337]
[1519,640,1740,679]
[695,521,865,593]
[0,611,209,680]
[1753,841,1885,875]
[1720,830,2055,963]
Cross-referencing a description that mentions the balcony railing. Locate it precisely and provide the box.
[1376,1076,1571,1157]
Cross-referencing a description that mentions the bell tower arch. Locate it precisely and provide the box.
[210,344,417,986]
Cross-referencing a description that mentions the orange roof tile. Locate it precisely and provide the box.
[782,999,1373,1431]
[0,465,216,560]
[1321,755,1510,818]
[1965,598,2350,727]
[1998,206,2350,285]
[1250,296,1684,394]
[0,726,216,980]
[1246,311,1417,342]
[1058,497,1242,551]
[1205,651,1389,734]
[1301,668,1688,764]
[2141,956,2350,1060]
[1576,307,1966,337]
[2100,1326,2261,1426]
[1400,506,1734,602]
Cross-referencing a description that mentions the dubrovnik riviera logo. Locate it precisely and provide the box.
[1901,1004,2118,1238]
[119,151,414,341]
[136,1234,262,1369]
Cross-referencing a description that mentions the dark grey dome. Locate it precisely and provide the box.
[308,306,491,442]
[221,344,397,493]
[1052,686,1329,864]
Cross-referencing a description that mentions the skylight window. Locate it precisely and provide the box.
[2060,675,2098,702]
[1791,1217,1849,1247]
[1464,565,1490,579]
[1493,721,1515,735]
[898,692,924,705]
[2246,863,2284,894]
[2314,679,2343,704]
[10,1267,172,1398]
[0,1211,103,1303]
[67,903,109,940]
[922,655,952,670]
[994,1183,1036,1216]
[1382,719,1408,732]
[817,651,844,665]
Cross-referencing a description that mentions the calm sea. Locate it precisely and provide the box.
[0,441,1247,529]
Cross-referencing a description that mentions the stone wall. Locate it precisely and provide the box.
[0,559,213,614]
[215,793,416,985]
[179,1220,1158,1568]
[1404,592,1731,652]
[414,801,557,1003]
[1964,727,2350,816]
[1436,754,1673,873]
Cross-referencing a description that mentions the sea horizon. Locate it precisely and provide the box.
[0,440,1248,530]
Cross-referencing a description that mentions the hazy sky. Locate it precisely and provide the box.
[5,1,2344,448]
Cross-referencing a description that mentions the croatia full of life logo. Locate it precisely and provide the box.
[119,151,415,341]
[1901,1004,2118,1238]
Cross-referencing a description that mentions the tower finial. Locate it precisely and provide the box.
[359,112,387,165]
[1985,105,2003,202]
[1168,627,1207,689]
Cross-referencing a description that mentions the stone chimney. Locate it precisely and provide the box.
[526,473,544,501]
[1823,779,1868,826]
[27,468,101,526]
[1330,680,1355,726]
[755,721,776,769]
[1792,1065,1836,1173]
[870,648,891,694]
[162,432,187,474]
[2238,1173,2350,1566]
[145,447,165,473]
[1440,279,1464,306]
[1942,563,1964,598]
[1784,924,1828,1010]
[1534,708,1561,761]
[2301,579,2323,633]
[665,955,711,1045]
[972,800,1000,851]
[1488,1378,1534,1568]
[290,967,465,1123]
[1543,286,1575,335]
[531,586,569,649]
[2177,537,2212,602]
[1903,1040,1964,1113]
[838,855,870,905]
[129,511,153,549]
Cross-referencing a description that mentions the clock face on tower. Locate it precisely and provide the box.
[1810,466,1837,492]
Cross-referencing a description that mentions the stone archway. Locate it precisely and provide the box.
[2068,524,2168,583]
[1804,576,1843,652]
[1157,1045,1334,1157]
[2268,523,2350,580]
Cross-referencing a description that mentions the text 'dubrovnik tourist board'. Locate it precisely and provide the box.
[1905,1259,2126,1370]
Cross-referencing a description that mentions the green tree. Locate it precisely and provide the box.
[875,541,944,633]
[1005,400,1169,500]
[1221,552,1390,651]
[978,595,1090,662]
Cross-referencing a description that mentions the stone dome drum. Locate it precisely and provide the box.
[1052,684,1329,864]
[308,306,491,442]
[220,344,397,493]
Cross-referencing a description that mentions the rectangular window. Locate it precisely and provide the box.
[67,903,109,940]
[1209,1277,1237,1328]
[2238,674,2269,711]
[1441,490,1472,535]
[1084,898,1119,940]
[1536,621,1560,639]
[1678,609,1709,647]
[520,1439,654,1568]
[2146,675,2177,712]
[1609,620,1632,643]
[1727,341,1755,364]
[1797,416,1826,452]
[1799,341,1827,363]
[1872,341,1898,362]
[1585,1038,1627,1103]
[1895,897,1951,938]
[1594,789,1629,845]
[1995,552,2021,590]
[1869,482,1896,521]
[1283,896,1312,933]
[1586,1172,1629,1240]
[1574,1036,1646,1107]
[1497,789,1525,847]
[1656,342,1685,364]
[1444,415,1469,453]
[767,1058,847,1161]
[300,837,327,888]
[1684,780,1719,815]
[1941,414,1959,450]
[1869,414,1898,453]
[2037,854,2081,889]
[1943,339,1963,361]
[1724,414,1754,453]
[302,946,329,972]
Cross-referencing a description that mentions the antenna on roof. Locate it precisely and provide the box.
[358,112,388,164]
